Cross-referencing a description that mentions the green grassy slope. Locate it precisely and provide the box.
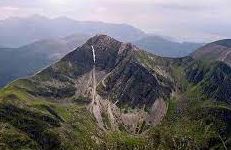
[0,84,102,150]
[0,80,156,149]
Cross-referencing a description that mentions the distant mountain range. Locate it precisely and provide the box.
[0,33,89,87]
[0,35,230,149]
[0,15,145,48]
[134,36,204,57]
[0,15,203,56]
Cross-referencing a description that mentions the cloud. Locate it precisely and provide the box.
[0,6,19,19]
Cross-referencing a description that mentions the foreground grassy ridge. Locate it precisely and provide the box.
[1,78,231,149]
[0,82,158,149]
[0,83,103,150]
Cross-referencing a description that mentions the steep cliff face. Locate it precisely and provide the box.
[185,60,231,103]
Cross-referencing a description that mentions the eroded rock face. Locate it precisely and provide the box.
[98,60,173,108]
[88,96,167,134]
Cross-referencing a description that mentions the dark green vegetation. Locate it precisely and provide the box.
[0,35,231,149]
[0,86,101,150]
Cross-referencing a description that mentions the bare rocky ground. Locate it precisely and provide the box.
[88,95,168,134]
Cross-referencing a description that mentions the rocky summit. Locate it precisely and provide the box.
[0,35,231,149]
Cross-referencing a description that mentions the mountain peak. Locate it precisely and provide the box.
[61,35,130,74]
[85,34,139,53]
[85,34,120,46]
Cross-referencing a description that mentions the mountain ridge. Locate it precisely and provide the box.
[0,33,90,87]
[0,35,231,149]
[192,39,231,66]
[134,35,204,57]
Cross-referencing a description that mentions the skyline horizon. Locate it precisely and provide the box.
[0,13,227,43]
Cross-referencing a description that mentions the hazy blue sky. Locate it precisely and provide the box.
[0,0,230,42]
